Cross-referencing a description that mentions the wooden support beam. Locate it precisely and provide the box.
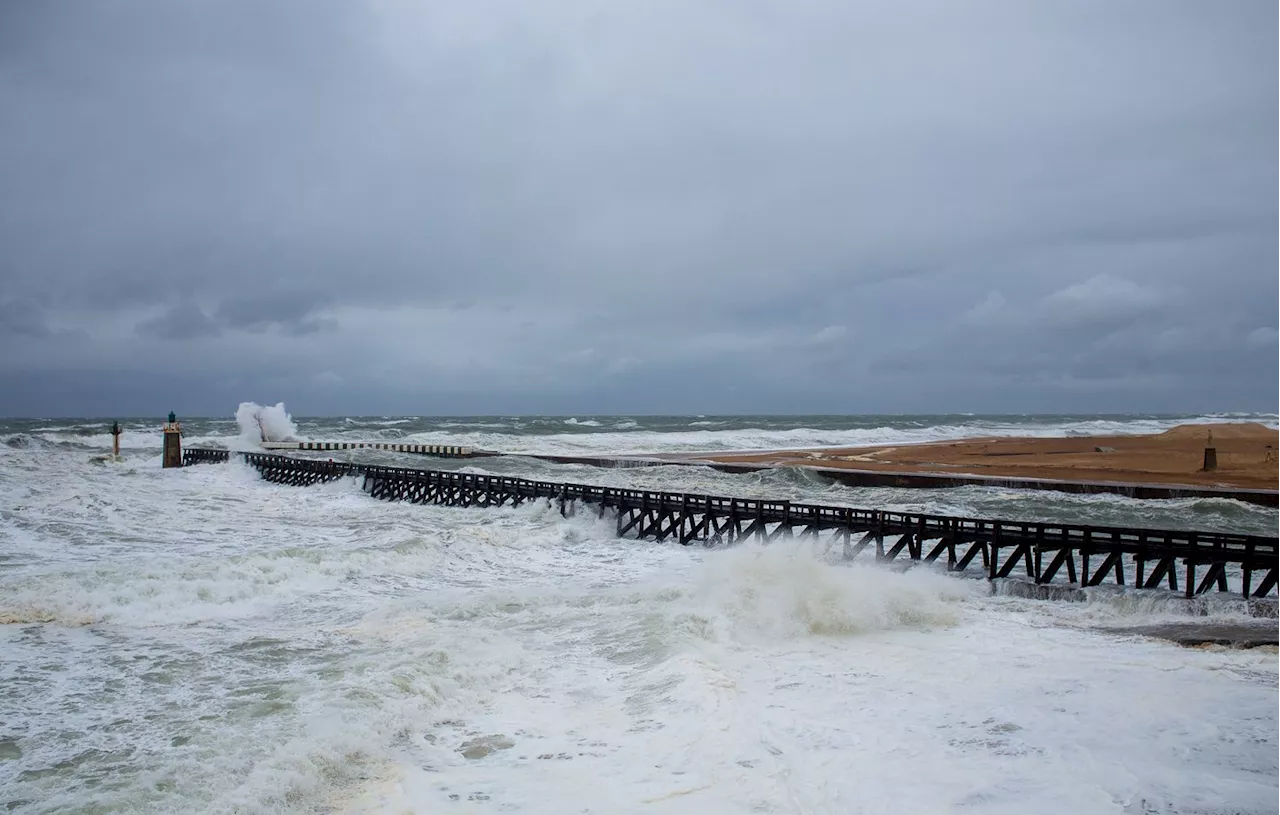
[1194,562,1229,596]
[637,510,662,539]
[987,523,1004,580]
[1253,568,1277,597]
[618,509,643,537]
[844,531,875,561]
[882,533,912,563]
[1037,548,1075,585]
[838,511,852,549]
[1086,551,1124,587]
[997,544,1033,579]
[924,536,952,564]
[955,542,986,572]
[1143,557,1176,591]
[654,511,681,541]
[681,513,712,545]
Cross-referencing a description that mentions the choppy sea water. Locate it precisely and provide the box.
[2,412,1277,814]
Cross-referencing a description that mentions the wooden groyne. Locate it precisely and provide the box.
[204,441,1279,505]
[260,441,479,456]
[183,448,1279,599]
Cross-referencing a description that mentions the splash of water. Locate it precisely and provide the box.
[235,401,299,445]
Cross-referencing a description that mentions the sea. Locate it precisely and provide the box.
[2,407,1277,814]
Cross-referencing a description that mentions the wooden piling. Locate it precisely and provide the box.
[1202,447,1218,471]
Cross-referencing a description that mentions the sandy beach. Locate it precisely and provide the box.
[681,422,1280,491]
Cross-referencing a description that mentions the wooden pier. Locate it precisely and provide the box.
[182,448,1279,600]
[197,440,1279,505]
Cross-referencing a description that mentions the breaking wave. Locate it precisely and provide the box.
[235,401,300,445]
[691,541,976,641]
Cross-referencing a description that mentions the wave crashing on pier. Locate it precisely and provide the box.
[235,401,299,445]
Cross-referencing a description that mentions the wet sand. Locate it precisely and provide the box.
[676,423,1279,492]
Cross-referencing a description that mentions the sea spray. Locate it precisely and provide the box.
[235,401,299,445]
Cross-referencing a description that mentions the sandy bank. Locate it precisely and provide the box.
[677,422,1279,492]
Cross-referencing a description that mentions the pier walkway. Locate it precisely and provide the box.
[184,448,1279,600]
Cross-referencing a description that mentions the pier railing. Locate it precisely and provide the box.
[182,449,1278,599]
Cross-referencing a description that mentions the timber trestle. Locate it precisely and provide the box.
[182,448,1279,599]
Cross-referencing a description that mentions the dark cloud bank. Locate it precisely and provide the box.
[1,1,1275,417]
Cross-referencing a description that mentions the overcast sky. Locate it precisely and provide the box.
[1,1,1276,417]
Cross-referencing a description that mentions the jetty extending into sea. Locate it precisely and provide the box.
[182,448,1279,602]
[232,429,1280,506]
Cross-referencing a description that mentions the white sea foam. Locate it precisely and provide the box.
[690,540,974,640]
[0,417,1275,814]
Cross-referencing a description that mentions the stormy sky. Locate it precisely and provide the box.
[1,1,1276,417]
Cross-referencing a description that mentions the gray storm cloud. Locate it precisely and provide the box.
[1,0,1275,416]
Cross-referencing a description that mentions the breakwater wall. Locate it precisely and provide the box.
[183,448,1279,599]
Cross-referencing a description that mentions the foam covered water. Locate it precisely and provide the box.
[1,413,1276,813]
